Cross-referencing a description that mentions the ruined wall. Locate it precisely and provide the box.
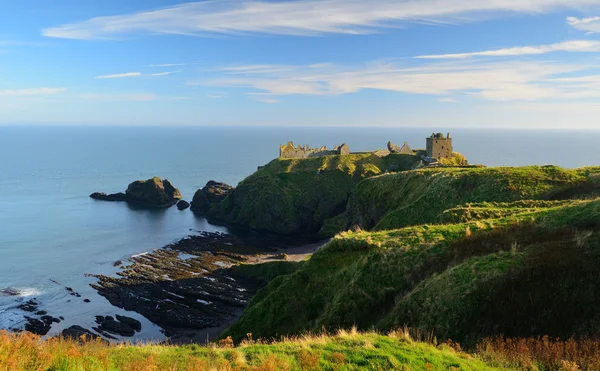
[426,133,453,159]
[279,142,350,159]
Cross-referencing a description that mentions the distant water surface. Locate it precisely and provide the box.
[0,126,599,341]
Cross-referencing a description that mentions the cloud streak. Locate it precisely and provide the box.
[151,71,180,76]
[43,0,600,39]
[95,72,141,79]
[416,40,600,59]
[202,59,600,102]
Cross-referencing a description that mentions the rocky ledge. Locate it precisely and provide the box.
[191,181,233,214]
[90,177,182,208]
[89,232,274,342]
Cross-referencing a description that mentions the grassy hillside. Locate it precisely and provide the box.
[0,330,496,371]
[211,153,421,235]
[223,197,600,345]
[335,166,600,233]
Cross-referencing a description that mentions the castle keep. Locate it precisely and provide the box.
[279,142,350,159]
[426,133,453,160]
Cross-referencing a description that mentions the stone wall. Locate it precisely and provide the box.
[279,142,350,159]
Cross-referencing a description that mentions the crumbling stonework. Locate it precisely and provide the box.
[426,133,453,160]
[279,142,349,159]
[387,141,413,155]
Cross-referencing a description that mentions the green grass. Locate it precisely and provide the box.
[212,154,421,235]
[338,165,600,232]
[223,198,600,345]
[0,330,497,370]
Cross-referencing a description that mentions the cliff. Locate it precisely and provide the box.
[207,153,421,235]
[222,166,600,344]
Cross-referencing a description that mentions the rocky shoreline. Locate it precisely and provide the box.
[88,231,304,343]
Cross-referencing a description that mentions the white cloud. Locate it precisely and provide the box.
[416,40,600,59]
[0,87,67,97]
[42,0,600,40]
[438,97,458,103]
[202,59,600,101]
[150,63,186,67]
[95,72,142,79]
[252,97,280,104]
[151,71,180,76]
[567,16,600,33]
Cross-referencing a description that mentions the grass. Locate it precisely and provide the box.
[0,329,497,371]
[211,154,421,235]
[338,165,600,233]
[223,198,600,345]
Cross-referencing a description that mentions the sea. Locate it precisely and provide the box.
[1,125,600,342]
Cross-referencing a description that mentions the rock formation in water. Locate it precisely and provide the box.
[190,181,234,214]
[177,200,190,210]
[90,177,182,208]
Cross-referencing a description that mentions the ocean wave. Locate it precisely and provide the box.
[0,287,42,297]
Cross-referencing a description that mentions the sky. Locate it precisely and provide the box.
[3,0,600,128]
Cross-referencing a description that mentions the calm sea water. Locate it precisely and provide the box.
[1,125,600,341]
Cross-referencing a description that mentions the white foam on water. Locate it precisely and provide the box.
[197,300,212,305]
[131,252,149,259]
[1,287,42,297]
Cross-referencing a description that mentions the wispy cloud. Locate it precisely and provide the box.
[0,87,67,97]
[79,92,159,101]
[202,59,600,102]
[42,0,600,40]
[150,63,186,67]
[207,92,228,98]
[252,97,280,104]
[416,40,600,59]
[95,72,141,79]
[567,16,600,33]
[438,97,458,103]
[151,71,180,76]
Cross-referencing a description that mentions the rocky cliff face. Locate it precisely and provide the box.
[90,177,182,208]
[190,181,234,214]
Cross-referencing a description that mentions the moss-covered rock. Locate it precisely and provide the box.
[125,177,182,207]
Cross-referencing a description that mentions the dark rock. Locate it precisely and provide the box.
[191,181,233,213]
[60,325,103,342]
[59,316,64,320]
[177,200,190,210]
[35,310,48,316]
[116,314,142,332]
[92,327,118,340]
[91,177,181,208]
[90,192,128,202]
[41,315,61,324]
[83,299,91,303]
[125,177,182,207]
[18,300,38,312]
[113,260,122,267]
[24,317,51,335]
[99,318,135,337]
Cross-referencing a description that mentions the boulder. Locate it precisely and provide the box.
[91,177,182,208]
[125,177,182,207]
[191,181,233,213]
[176,200,190,210]
[94,315,135,337]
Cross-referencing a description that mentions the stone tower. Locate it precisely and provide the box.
[426,132,453,159]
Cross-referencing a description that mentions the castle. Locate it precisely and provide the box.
[279,133,454,160]
[279,142,350,159]
[426,133,453,160]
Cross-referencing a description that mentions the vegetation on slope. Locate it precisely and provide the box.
[223,198,600,346]
[211,153,421,235]
[338,165,600,232]
[0,329,496,371]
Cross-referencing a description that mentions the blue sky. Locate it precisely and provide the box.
[2,0,600,128]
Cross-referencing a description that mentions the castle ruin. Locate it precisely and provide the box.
[279,141,350,159]
[426,133,453,160]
